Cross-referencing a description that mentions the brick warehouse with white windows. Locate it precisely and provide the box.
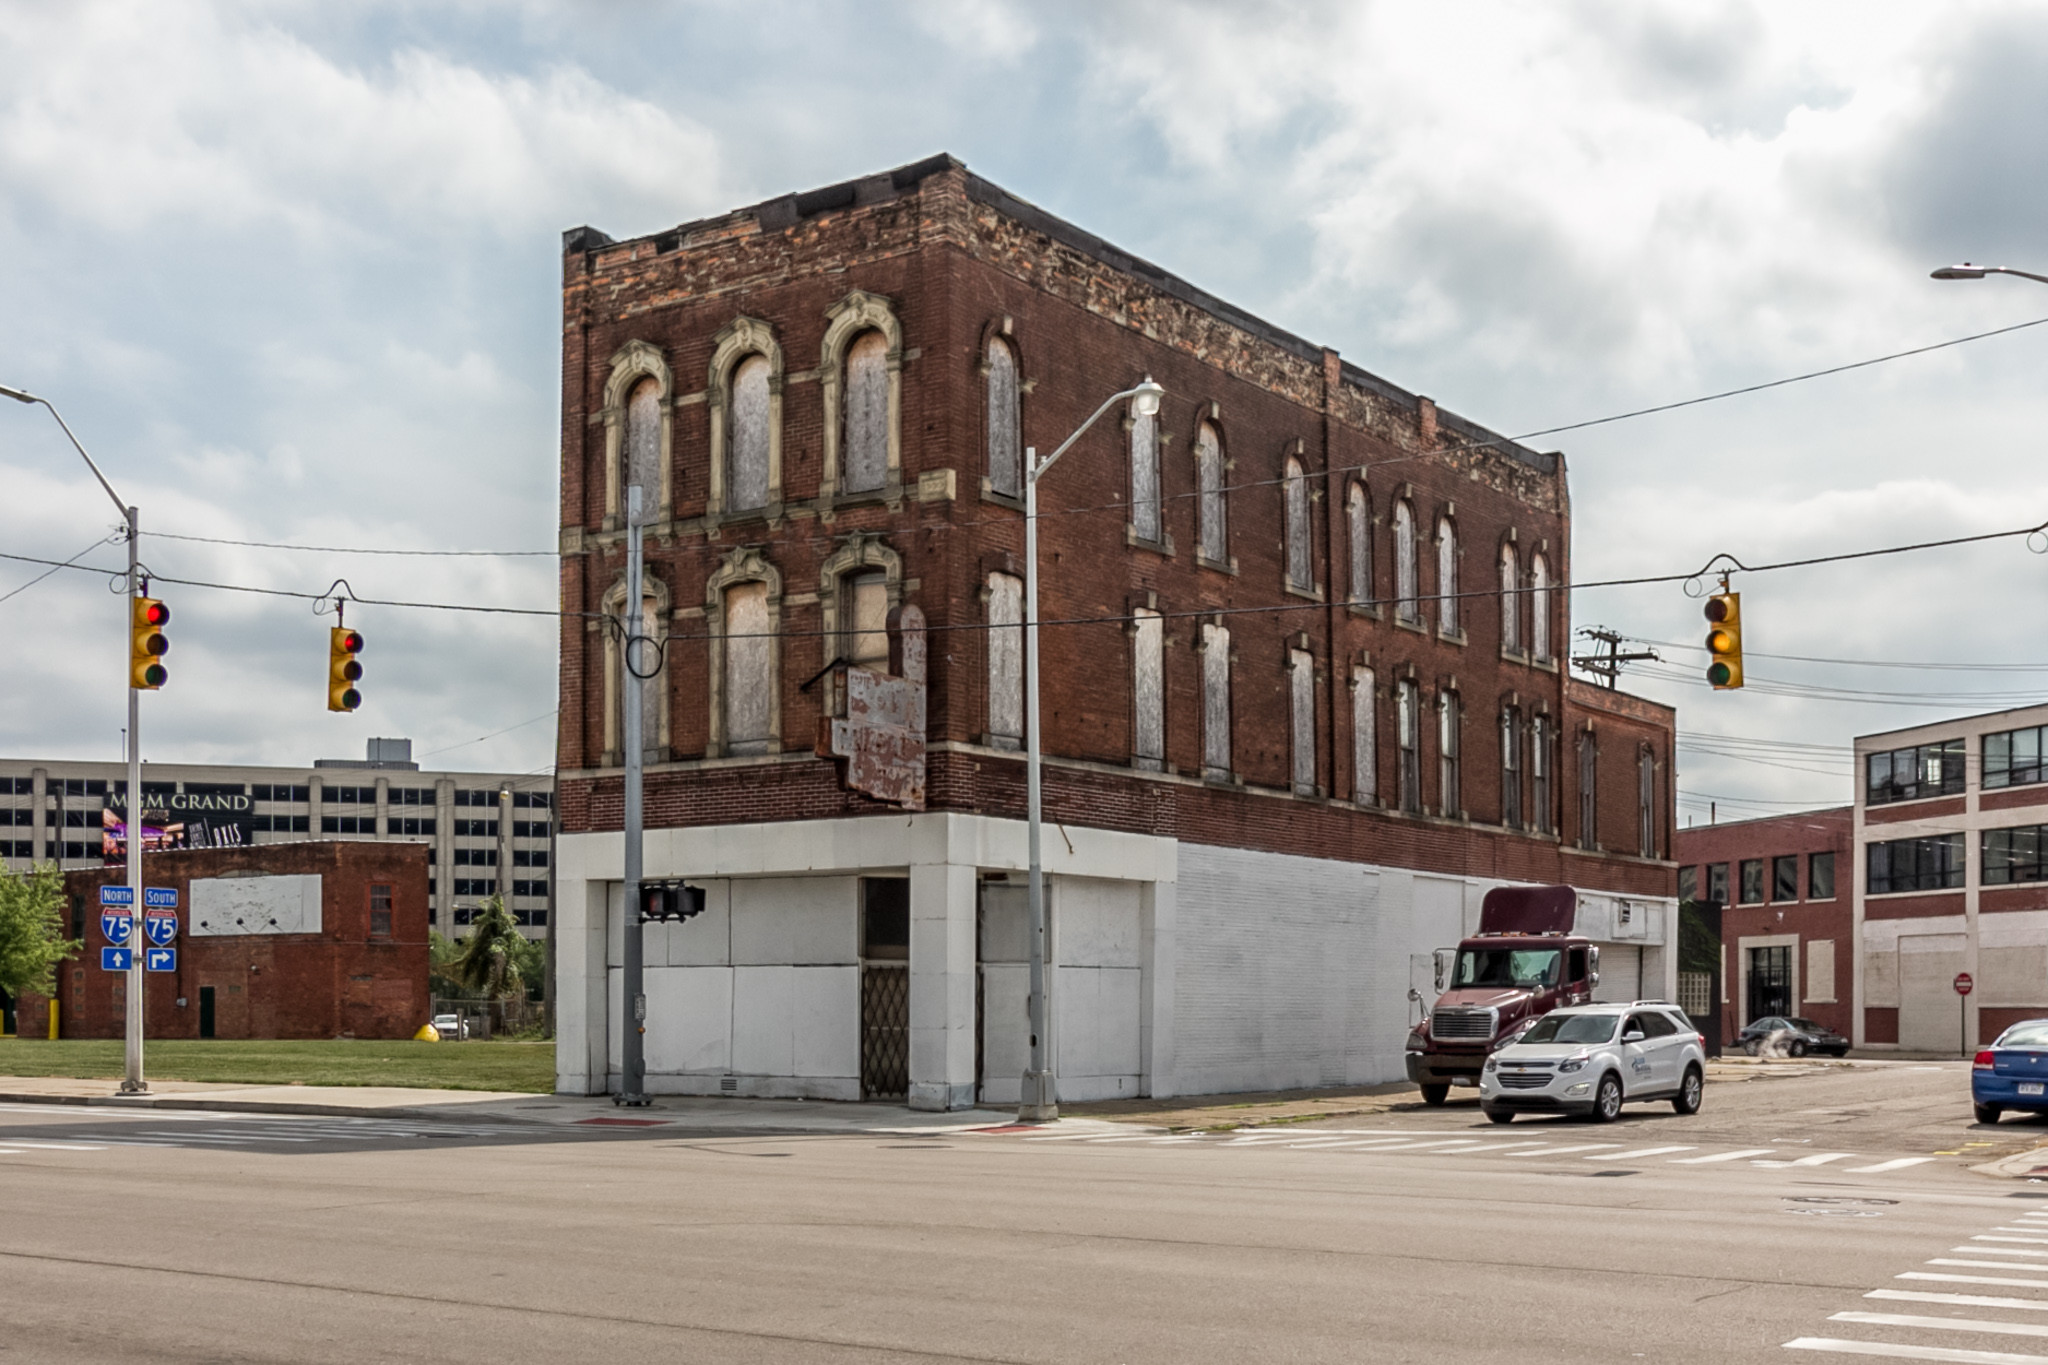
[1856,704,2048,1053]
[552,156,1678,1108]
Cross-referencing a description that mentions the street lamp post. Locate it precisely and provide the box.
[1932,263,2048,286]
[0,384,149,1093]
[616,482,649,1106]
[1018,376,1164,1123]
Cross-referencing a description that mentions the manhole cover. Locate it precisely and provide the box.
[1784,1208,1884,1217]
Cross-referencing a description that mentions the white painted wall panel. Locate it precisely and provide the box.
[190,874,321,936]
[731,877,858,965]
[792,966,860,1078]
[643,967,732,1075]
[732,965,795,1076]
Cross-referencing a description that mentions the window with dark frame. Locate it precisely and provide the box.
[368,884,392,937]
[1771,855,1799,903]
[860,878,910,961]
[1500,706,1522,830]
[1739,858,1763,904]
[1867,833,1965,894]
[1865,739,1965,805]
[1984,824,2048,885]
[1809,851,1835,900]
[1707,862,1729,905]
[1985,725,2048,790]
[1576,733,1597,850]
[1678,865,1698,902]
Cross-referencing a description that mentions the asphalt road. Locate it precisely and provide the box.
[2,1064,2045,1364]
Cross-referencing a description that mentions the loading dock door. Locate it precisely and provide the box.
[1899,934,1965,1054]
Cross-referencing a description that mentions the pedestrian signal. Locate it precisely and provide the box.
[640,882,707,923]
[130,597,170,689]
[1704,593,1743,690]
[328,627,364,712]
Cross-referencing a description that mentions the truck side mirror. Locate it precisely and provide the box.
[1433,947,1456,994]
[1588,945,1601,973]
[1589,971,1600,988]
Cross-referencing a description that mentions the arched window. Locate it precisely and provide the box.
[1133,608,1164,770]
[1501,705,1523,829]
[1289,648,1315,795]
[1436,517,1459,634]
[1578,731,1599,850]
[1284,457,1312,592]
[1393,501,1419,624]
[1196,421,1226,563]
[1499,543,1520,654]
[987,572,1023,749]
[843,570,889,672]
[1531,714,1553,834]
[1347,483,1371,605]
[1130,404,1161,543]
[986,336,1021,499]
[622,377,661,513]
[1438,689,1461,816]
[1638,746,1657,857]
[843,330,890,494]
[706,547,781,759]
[1530,554,1553,663]
[729,354,771,512]
[1351,667,1377,805]
[603,573,667,766]
[1201,622,1231,781]
[1396,679,1421,812]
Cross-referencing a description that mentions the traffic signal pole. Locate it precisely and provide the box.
[123,503,145,1093]
[616,483,648,1106]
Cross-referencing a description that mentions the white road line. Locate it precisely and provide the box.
[1786,1336,2048,1363]
[1023,1133,1113,1142]
[1756,1153,1856,1168]
[1517,1144,1623,1157]
[0,1149,23,1155]
[1955,1247,2048,1259]
[1433,1141,1558,1154]
[1900,1273,2048,1291]
[1846,1158,1938,1174]
[1,1141,104,1151]
[1869,1291,2048,1313]
[1834,1311,2048,1339]
[1978,1238,2048,1246]
[58,1136,177,1148]
[1083,1135,1195,1143]
[1281,1138,1442,1150]
[1995,1230,2048,1236]
[1321,1139,1490,1152]
[1928,1260,2048,1273]
[1671,1149,1777,1164]
[1584,1146,1695,1162]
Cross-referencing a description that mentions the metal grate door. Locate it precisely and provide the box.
[1747,945,1791,1022]
[861,964,909,1100]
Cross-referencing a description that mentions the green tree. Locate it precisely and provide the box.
[0,864,79,999]
[454,896,539,1000]
[428,929,466,999]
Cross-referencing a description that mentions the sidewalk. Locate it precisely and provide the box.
[0,1074,1134,1137]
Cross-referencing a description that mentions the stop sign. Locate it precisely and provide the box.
[1955,972,1975,996]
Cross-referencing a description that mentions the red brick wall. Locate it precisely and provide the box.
[22,842,429,1042]
[556,160,1675,898]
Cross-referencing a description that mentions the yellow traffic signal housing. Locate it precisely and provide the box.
[1704,592,1743,690]
[130,596,169,689]
[328,627,364,712]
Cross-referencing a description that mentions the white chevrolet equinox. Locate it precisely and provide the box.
[1479,1002,1706,1124]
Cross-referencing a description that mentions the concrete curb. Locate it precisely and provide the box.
[1974,1146,2048,1180]
[0,1090,543,1123]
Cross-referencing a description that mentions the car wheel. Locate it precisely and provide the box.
[1420,1083,1450,1107]
[1789,1039,1808,1059]
[1672,1065,1704,1116]
[1484,1107,1515,1125]
[1591,1073,1623,1123]
[1743,1039,1760,1057]
[1976,1102,2004,1125]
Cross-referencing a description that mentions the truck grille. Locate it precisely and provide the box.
[1430,1007,1496,1041]
[1497,1071,1552,1090]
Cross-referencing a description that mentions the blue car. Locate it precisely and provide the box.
[1973,1019,2048,1124]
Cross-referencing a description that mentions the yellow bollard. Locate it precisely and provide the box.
[413,1023,440,1042]
[47,1000,59,1041]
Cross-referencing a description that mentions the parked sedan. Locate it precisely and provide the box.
[1974,1020,2048,1124]
[1737,1016,1849,1058]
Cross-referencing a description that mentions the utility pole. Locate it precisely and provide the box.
[616,483,649,1106]
[1570,626,1658,691]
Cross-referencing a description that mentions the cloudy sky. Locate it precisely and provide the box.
[4,0,2048,817]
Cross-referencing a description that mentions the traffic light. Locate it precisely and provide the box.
[327,626,363,711]
[130,596,169,689]
[640,882,707,923]
[1704,592,1743,690]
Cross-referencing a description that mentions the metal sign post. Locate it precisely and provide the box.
[1956,971,1975,1057]
[616,484,648,1107]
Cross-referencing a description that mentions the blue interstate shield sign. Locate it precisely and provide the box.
[100,911,133,946]
[144,909,178,946]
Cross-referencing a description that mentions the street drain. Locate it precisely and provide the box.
[1786,1197,1896,1206]
[1784,1208,1884,1217]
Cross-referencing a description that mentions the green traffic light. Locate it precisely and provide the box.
[1707,662,1733,687]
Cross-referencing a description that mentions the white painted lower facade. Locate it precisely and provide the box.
[554,813,1678,1107]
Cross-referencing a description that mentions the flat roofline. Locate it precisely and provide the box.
[0,756,553,782]
[565,153,1556,476]
[1675,806,1853,835]
[1856,701,2048,749]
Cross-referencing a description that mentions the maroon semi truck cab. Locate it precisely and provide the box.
[1404,886,1601,1105]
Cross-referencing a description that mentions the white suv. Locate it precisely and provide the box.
[1479,1002,1705,1124]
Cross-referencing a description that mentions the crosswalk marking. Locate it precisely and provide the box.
[1929,1260,2048,1274]
[1978,1238,2048,1246]
[1671,1148,1777,1163]
[1757,1152,1856,1168]
[1869,1291,2048,1314]
[2,1141,104,1151]
[1515,1143,1622,1157]
[1786,1336,2048,1362]
[1899,1273,2048,1291]
[1585,1146,1695,1162]
[1833,1312,2048,1340]
[1848,1158,1938,1174]
[1956,1247,2048,1259]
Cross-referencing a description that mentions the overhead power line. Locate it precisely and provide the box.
[142,530,555,557]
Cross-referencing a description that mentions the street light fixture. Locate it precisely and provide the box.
[1931,262,2048,286]
[0,383,150,1093]
[1018,375,1164,1123]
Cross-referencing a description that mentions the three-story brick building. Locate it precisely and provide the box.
[552,156,1677,1107]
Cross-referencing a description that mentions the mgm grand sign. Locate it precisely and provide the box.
[102,789,253,860]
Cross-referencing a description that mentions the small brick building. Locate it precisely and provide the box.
[1675,808,1853,1045]
[18,841,429,1041]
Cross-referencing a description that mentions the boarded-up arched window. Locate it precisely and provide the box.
[1347,483,1371,605]
[844,570,889,672]
[843,330,889,494]
[728,355,771,511]
[1396,679,1421,812]
[723,581,773,756]
[1352,666,1377,805]
[987,572,1023,749]
[1394,502,1419,624]
[1437,517,1459,634]
[1130,406,1161,543]
[1201,622,1231,781]
[1499,542,1521,654]
[1530,553,1553,662]
[1133,608,1164,770]
[1501,706,1523,829]
[986,337,1021,499]
[623,377,661,513]
[1439,690,1461,815]
[1284,457,1311,592]
[1290,648,1315,795]
[1196,421,1226,562]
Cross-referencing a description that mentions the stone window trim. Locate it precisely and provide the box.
[704,316,786,524]
[704,547,784,760]
[1287,638,1323,798]
[600,339,674,530]
[818,290,905,506]
[817,533,904,669]
[599,567,671,768]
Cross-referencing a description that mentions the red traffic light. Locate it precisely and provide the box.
[336,629,363,654]
[141,600,170,627]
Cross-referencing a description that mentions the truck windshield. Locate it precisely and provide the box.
[1520,1014,1618,1045]
[1454,948,1561,988]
